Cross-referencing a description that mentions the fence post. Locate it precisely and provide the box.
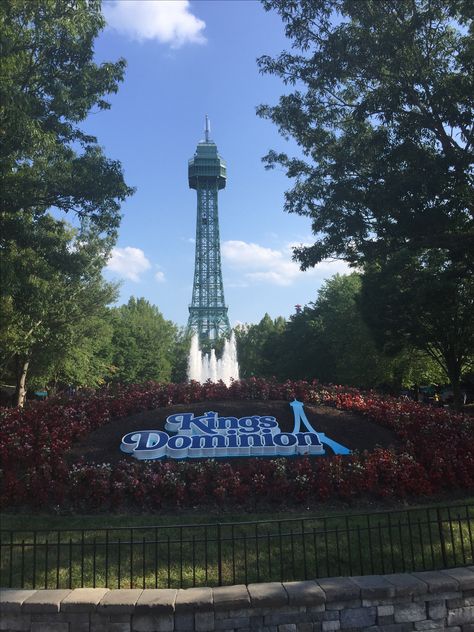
[436,507,448,568]
[217,523,222,586]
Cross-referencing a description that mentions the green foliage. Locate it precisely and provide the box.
[258,0,473,270]
[258,0,473,402]
[235,314,286,378]
[0,0,134,239]
[271,274,388,386]
[109,298,178,384]
[0,213,118,394]
[285,274,386,386]
[235,274,442,389]
[170,329,192,384]
[46,315,114,390]
[360,252,474,398]
[0,0,134,403]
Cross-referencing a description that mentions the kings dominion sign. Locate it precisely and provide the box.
[120,400,350,461]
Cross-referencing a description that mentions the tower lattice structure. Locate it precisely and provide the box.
[187,117,231,342]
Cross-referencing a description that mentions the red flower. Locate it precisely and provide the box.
[1,379,472,510]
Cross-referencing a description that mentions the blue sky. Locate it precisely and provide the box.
[90,0,349,327]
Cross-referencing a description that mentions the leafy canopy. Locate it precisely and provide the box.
[109,298,178,384]
[235,275,442,388]
[0,0,134,238]
[0,0,134,403]
[360,251,474,388]
[258,0,473,270]
[235,314,286,378]
[274,273,441,388]
[0,214,118,391]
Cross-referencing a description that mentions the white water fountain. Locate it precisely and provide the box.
[187,332,239,386]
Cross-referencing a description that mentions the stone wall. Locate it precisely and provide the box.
[1,567,473,632]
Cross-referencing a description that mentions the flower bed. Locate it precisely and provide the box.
[1,379,473,510]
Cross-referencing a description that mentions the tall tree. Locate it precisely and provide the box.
[0,0,134,403]
[237,275,442,388]
[0,0,133,241]
[258,0,473,403]
[0,215,118,405]
[109,298,178,384]
[45,310,114,392]
[275,274,390,386]
[257,0,473,270]
[235,314,286,378]
[299,274,386,386]
[360,252,474,407]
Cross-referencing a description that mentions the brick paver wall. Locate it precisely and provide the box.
[1,567,473,632]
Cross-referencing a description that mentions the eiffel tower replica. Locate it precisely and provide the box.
[187,117,231,343]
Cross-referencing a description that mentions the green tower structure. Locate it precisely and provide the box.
[187,117,231,342]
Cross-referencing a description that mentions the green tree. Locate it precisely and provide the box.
[268,274,441,388]
[312,274,444,388]
[45,311,114,392]
[275,275,385,386]
[109,298,178,384]
[0,0,134,403]
[0,214,118,405]
[258,0,473,402]
[258,0,473,270]
[235,314,286,378]
[170,328,192,384]
[360,252,474,406]
[265,306,318,382]
[1,0,133,241]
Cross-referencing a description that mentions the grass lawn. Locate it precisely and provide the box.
[2,499,473,589]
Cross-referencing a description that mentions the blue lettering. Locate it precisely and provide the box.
[136,432,162,451]
[182,412,218,434]
[273,433,298,447]
[120,403,350,460]
[165,413,193,432]
[226,431,239,448]
[238,416,260,433]
[216,416,239,430]
[259,416,278,428]
[262,432,275,446]
[121,432,142,452]
[239,433,263,448]
[129,431,169,460]
[121,431,164,452]
[168,435,192,450]
[190,434,226,449]
[296,432,322,447]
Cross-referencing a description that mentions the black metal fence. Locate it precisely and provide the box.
[1,503,473,589]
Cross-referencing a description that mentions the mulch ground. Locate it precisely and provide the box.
[69,400,400,464]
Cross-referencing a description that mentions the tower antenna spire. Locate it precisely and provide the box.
[205,114,210,142]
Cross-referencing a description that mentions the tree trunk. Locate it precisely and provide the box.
[452,378,463,412]
[15,358,30,408]
[446,357,463,412]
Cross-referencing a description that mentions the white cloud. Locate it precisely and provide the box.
[245,269,297,286]
[311,259,352,275]
[103,1,206,48]
[222,241,284,269]
[222,240,351,287]
[222,240,300,286]
[106,247,151,281]
[155,270,166,283]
